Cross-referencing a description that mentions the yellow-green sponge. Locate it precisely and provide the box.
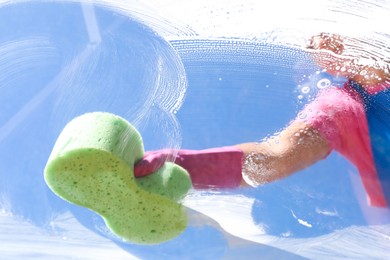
[44,112,192,244]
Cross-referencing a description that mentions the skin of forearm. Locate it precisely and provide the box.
[350,64,390,85]
[236,122,330,187]
[329,56,390,85]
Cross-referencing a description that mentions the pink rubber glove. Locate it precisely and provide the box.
[134,147,244,189]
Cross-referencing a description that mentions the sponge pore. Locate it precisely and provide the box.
[44,112,192,244]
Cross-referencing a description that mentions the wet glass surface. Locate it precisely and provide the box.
[0,1,389,258]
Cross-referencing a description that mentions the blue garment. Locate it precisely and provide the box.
[350,81,390,206]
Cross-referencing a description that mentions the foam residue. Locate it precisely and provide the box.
[53,0,390,81]
[54,1,390,59]
[315,207,339,217]
[1,0,388,57]
[0,212,137,259]
[291,210,313,228]
[30,1,189,151]
[184,191,390,258]
[184,192,269,242]
[0,38,59,144]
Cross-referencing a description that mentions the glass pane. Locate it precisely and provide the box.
[0,1,389,258]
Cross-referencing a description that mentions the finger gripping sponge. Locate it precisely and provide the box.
[44,112,192,244]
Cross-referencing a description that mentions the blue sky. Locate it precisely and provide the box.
[0,1,389,259]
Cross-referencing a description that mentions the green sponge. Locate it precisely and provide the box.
[44,112,192,244]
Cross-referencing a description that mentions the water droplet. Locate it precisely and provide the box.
[317,78,331,89]
[301,86,310,94]
[298,112,307,119]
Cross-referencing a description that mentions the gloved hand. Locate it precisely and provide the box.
[134,147,244,189]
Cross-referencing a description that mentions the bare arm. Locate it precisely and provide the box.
[236,121,330,186]
[308,33,390,86]
[349,63,389,85]
[235,33,388,187]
